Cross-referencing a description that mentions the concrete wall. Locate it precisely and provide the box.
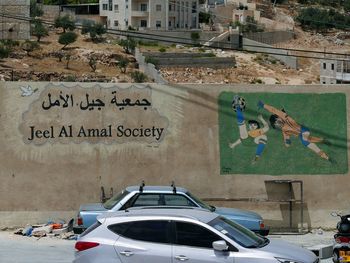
[0,0,30,40]
[0,82,349,231]
[243,30,295,45]
[243,38,298,69]
[141,52,236,68]
[135,48,168,84]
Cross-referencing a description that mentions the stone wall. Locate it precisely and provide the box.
[0,0,30,40]
[0,82,349,231]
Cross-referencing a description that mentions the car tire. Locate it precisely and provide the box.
[333,249,339,263]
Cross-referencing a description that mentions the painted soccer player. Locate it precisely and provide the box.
[229,96,269,162]
[257,100,330,161]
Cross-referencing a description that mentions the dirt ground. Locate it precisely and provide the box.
[1,7,349,85]
[0,29,137,82]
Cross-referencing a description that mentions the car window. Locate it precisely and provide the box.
[185,191,213,211]
[133,194,163,206]
[208,216,266,248]
[110,220,171,244]
[175,222,222,249]
[164,194,196,206]
[103,190,130,210]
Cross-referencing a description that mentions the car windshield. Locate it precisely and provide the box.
[186,191,215,211]
[103,190,130,210]
[208,216,268,248]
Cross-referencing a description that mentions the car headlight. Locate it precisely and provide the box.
[275,257,304,263]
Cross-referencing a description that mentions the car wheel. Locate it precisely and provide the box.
[333,249,339,263]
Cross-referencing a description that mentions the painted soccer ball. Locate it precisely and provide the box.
[232,96,246,112]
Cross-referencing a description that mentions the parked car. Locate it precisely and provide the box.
[73,207,318,263]
[74,183,269,235]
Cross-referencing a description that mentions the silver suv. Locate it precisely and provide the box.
[74,207,318,263]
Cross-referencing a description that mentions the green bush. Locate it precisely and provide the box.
[138,40,159,47]
[158,47,166,52]
[296,7,350,31]
[58,31,78,49]
[54,15,75,33]
[0,45,10,59]
[21,40,40,54]
[145,56,159,66]
[82,21,106,42]
[131,71,148,83]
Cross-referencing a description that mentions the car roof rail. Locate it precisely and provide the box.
[139,180,145,193]
[171,181,176,193]
[126,206,204,211]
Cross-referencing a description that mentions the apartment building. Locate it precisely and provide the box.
[320,59,350,84]
[100,0,199,30]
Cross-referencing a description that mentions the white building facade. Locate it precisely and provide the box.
[100,0,199,30]
[320,59,350,84]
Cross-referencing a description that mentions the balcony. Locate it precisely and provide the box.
[131,10,149,17]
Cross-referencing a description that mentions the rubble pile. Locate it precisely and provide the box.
[14,219,76,240]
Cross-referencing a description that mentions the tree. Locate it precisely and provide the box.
[117,58,129,73]
[58,31,77,49]
[88,56,97,72]
[118,38,137,54]
[30,0,44,17]
[54,15,76,33]
[191,32,200,46]
[31,19,49,42]
[0,45,10,60]
[81,21,106,42]
[199,12,211,24]
[65,53,71,69]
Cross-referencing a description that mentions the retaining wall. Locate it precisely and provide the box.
[0,82,348,231]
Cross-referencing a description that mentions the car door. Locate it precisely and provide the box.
[112,220,172,263]
[173,221,235,263]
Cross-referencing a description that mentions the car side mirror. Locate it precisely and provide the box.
[212,240,228,251]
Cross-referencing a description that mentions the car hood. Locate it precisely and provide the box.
[259,239,317,263]
[215,207,262,220]
[79,203,107,212]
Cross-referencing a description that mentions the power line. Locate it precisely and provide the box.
[1,12,349,62]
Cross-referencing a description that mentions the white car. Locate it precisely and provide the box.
[74,207,318,263]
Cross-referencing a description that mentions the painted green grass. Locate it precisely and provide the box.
[219,92,348,175]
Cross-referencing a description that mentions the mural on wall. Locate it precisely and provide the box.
[219,92,348,175]
[19,84,169,145]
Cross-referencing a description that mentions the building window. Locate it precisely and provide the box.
[108,0,113,11]
[114,4,119,12]
[114,20,119,27]
[126,4,128,8]
[323,63,326,70]
[181,1,184,11]
[102,4,108,10]
[141,3,147,11]
[156,20,161,28]
[185,2,188,12]
[169,4,172,11]
[141,20,147,27]
[156,4,161,11]
[192,2,197,13]
[331,63,335,70]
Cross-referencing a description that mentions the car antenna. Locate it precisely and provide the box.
[171,181,176,194]
[139,180,145,193]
